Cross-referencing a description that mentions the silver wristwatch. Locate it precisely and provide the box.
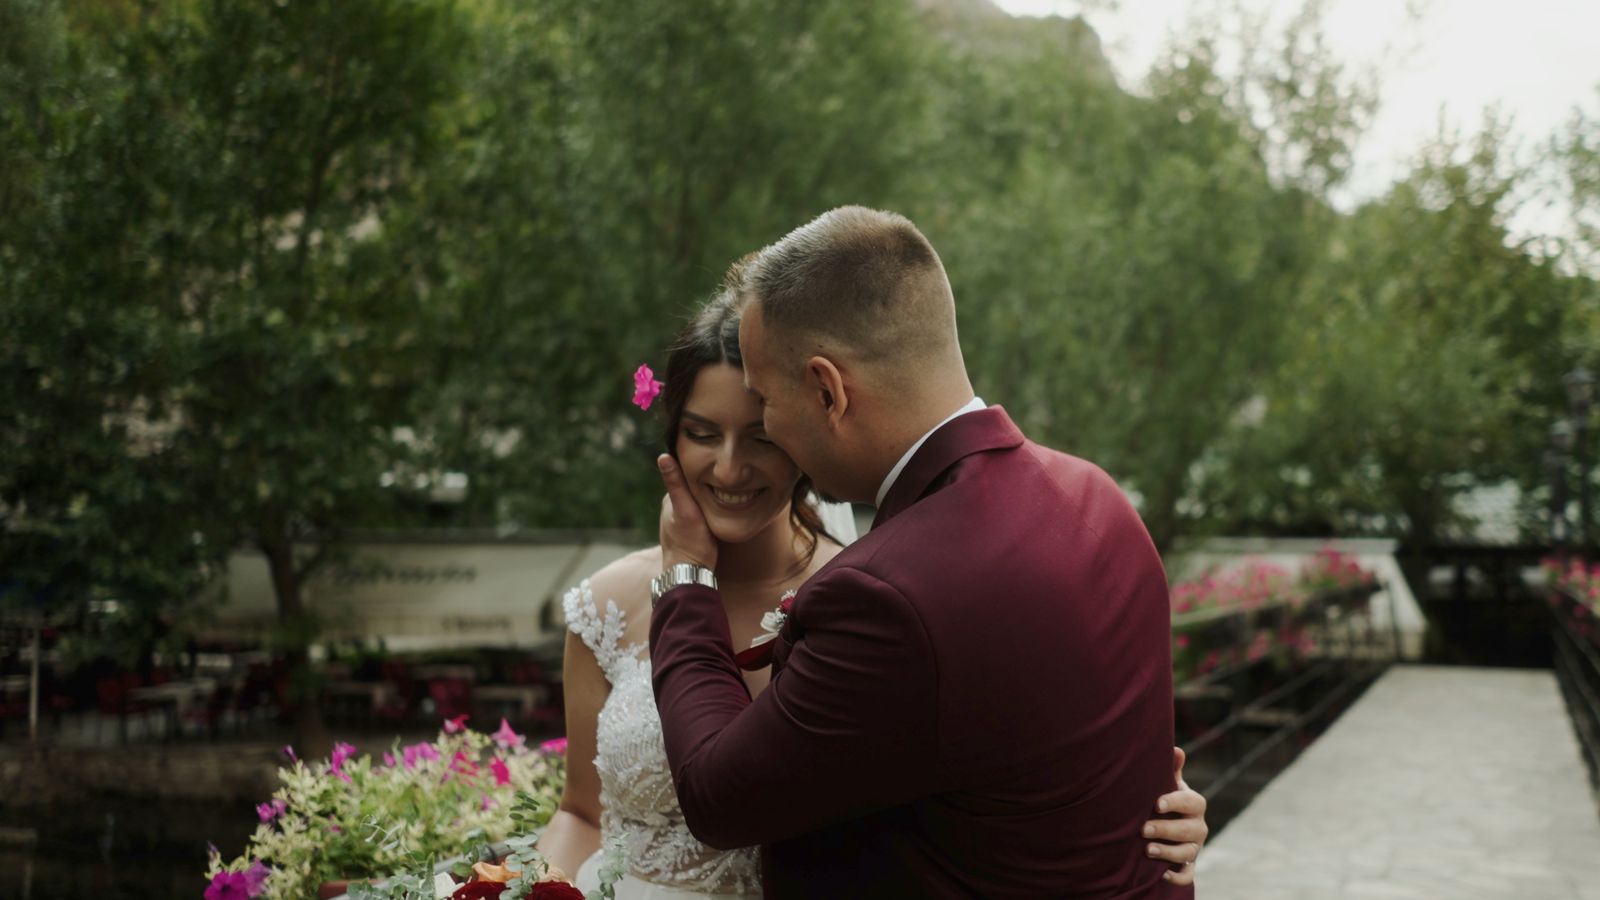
[651,563,718,607]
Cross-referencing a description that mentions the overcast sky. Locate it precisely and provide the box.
[993,0,1600,240]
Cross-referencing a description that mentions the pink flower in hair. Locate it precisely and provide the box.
[633,364,664,410]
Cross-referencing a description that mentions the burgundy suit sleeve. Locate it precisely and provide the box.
[649,565,939,850]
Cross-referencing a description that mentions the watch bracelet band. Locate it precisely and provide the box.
[651,563,718,606]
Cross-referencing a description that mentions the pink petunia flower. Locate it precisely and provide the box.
[206,862,269,900]
[329,741,358,783]
[255,798,288,824]
[242,861,270,896]
[444,714,470,734]
[383,751,397,768]
[330,741,357,770]
[538,736,568,755]
[491,718,525,751]
[402,741,442,770]
[490,756,512,786]
[632,364,664,411]
[451,750,480,777]
[206,871,250,900]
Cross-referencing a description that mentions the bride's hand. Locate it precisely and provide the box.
[1143,746,1207,886]
[658,454,718,571]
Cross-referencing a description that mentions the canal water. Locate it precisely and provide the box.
[2,796,257,899]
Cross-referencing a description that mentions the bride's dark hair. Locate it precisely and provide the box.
[660,255,837,564]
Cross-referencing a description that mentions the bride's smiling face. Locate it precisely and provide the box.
[675,363,800,545]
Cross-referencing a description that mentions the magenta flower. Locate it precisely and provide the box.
[402,741,442,770]
[444,714,470,734]
[281,744,297,763]
[538,737,568,755]
[491,718,525,751]
[383,751,397,768]
[490,756,512,786]
[206,871,249,900]
[330,741,357,770]
[450,750,479,778]
[328,741,358,784]
[243,861,270,896]
[480,793,497,811]
[632,364,663,411]
[206,862,269,900]
[255,798,288,824]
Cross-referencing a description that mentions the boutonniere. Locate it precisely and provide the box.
[734,589,797,671]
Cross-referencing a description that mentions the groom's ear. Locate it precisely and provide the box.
[804,356,848,426]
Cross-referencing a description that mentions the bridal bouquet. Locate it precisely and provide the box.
[333,790,626,900]
[205,718,567,900]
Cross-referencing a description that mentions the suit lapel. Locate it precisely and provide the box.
[871,406,1025,530]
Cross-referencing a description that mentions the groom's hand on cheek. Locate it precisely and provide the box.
[658,454,718,571]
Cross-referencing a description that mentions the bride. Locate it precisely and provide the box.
[535,261,1207,898]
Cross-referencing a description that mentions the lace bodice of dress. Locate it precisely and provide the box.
[563,581,761,895]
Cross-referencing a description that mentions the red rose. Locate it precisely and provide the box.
[527,883,585,900]
[450,880,586,900]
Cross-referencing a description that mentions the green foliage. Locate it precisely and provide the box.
[1197,122,1582,543]
[408,0,927,530]
[925,10,1357,548]
[4,0,1597,637]
[1557,87,1600,276]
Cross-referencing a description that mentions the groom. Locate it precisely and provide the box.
[651,207,1201,897]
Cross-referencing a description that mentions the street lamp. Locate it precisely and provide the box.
[1565,368,1595,554]
[1551,420,1574,559]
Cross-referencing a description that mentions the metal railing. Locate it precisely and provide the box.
[1176,583,1396,820]
[1549,588,1600,792]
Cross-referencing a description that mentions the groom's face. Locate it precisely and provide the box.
[739,305,833,494]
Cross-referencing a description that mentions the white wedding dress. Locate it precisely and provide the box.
[565,582,761,899]
[565,500,858,900]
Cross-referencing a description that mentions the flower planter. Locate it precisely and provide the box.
[319,879,365,899]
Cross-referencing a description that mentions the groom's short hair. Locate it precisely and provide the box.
[742,206,960,380]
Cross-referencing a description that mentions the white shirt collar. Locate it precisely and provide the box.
[874,397,987,507]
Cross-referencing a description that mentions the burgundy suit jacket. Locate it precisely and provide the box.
[650,407,1189,898]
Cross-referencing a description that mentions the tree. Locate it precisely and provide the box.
[922,6,1367,549]
[3,0,474,748]
[2,0,223,662]
[410,0,929,531]
[1196,123,1578,544]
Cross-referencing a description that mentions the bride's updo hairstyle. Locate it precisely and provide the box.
[660,257,837,563]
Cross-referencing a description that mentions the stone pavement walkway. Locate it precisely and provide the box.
[1196,665,1600,899]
